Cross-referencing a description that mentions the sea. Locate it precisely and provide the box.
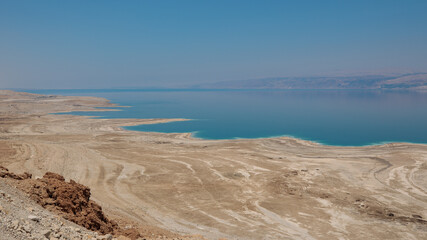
[24,89,427,146]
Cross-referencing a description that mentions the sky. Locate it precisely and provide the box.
[1,0,427,89]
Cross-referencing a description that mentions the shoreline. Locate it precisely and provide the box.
[47,93,427,148]
[1,90,427,239]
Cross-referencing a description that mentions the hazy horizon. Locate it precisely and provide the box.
[1,1,427,89]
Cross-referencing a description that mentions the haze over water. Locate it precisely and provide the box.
[28,89,427,146]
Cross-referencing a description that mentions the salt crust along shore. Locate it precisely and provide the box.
[1,90,427,240]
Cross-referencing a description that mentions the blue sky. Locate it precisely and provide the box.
[1,0,427,88]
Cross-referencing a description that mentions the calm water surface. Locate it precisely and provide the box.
[26,89,427,146]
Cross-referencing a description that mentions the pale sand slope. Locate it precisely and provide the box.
[1,90,427,240]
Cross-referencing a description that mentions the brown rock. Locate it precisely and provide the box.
[0,166,32,180]
[19,172,118,234]
[2,166,142,240]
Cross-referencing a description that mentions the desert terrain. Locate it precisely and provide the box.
[1,90,427,240]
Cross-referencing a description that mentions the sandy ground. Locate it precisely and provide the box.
[1,90,427,240]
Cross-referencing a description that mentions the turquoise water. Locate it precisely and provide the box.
[25,89,427,146]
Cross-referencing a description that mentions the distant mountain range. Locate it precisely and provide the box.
[194,73,427,90]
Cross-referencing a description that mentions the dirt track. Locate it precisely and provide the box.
[1,90,427,239]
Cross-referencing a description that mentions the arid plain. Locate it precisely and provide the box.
[1,90,427,240]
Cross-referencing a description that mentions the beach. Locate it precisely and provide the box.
[1,90,426,239]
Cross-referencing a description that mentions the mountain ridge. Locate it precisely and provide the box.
[194,73,427,90]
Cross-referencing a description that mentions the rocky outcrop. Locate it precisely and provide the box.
[1,176,111,240]
[18,172,120,235]
[1,166,141,240]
